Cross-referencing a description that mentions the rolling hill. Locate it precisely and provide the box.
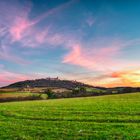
[1,78,140,102]
[2,78,104,90]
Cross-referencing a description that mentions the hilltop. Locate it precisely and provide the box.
[2,77,104,90]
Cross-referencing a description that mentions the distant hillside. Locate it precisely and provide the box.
[1,78,140,102]
[2,78,103,90]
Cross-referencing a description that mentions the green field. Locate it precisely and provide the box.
[0,93,140,140]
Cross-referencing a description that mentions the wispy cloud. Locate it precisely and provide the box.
[33,0,79,25]
[0,71,31,87]
[10,17,33,42]
[0,67,49,87]
[0,0,77,63]
[63,41,121,71]
[61,37,140,87]
[63,38,140,72]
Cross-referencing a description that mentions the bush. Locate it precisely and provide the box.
[40,94,48,100]
[30,93,41,99]
[79,87,86,92]
[72,89,79,94]
[44,89,55,99]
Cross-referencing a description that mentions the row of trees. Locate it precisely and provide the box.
[43,87,140,99]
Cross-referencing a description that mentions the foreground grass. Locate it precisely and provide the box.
[0,93,140,140]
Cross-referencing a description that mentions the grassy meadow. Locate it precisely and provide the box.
[0,93,140,140]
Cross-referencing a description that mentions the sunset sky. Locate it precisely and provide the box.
[0,0,140,87]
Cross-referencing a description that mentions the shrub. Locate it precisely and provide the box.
[44,89,55,99]
[40,94,48,100]
[72,88,79,94]
[79,87,86,92]
[30,93,41,100]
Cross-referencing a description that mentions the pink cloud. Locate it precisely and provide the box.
[9,0,78,43]
[0,71,32,87]
[61,41,140,87]
[0,0,72,63]
[63,39,140,72]
[35,30,49,44]
[0,0,78,49]
[10,18,32,41]
[0,69,54,87]
[0,0,34,63]
[63,42,121,71]
[0,70,50,87]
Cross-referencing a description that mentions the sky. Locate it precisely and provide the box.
[0,0,140,87]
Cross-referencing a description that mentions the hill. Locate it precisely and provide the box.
[1,78,140,102]
[0,93,140,139]
[2,78,104,90]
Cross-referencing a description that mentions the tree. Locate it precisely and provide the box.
[44,89,55,99]
[79,87,86,93]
